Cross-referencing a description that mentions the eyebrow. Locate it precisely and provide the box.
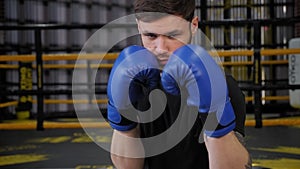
[141,29,183,37]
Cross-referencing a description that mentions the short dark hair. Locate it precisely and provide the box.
[134,0,195,22]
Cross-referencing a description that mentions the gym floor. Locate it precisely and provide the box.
[0,115,300,169]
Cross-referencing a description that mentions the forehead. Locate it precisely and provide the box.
[137,15,190,34]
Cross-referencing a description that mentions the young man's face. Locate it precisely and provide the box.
[137,14,198,67]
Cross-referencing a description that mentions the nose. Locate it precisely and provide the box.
[155,36,168,55]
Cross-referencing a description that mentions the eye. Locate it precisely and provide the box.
[167,34,178,39]
[166,31,182,40]
[144,33,157,40]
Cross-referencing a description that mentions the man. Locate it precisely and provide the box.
[107,0,251,168]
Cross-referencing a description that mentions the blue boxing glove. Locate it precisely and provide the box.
[107,45,160,131]
[161,45,236,138]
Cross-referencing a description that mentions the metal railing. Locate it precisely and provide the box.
[1,18,300,129]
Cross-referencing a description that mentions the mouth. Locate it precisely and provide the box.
[157,58,169,66]
[156,54,170,66]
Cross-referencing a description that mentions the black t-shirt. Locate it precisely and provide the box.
[107,74,246,169]
[140,91,209,169]
[139,74,246,169]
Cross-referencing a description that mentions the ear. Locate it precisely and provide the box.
[136,19,142,34]
[191,16,198,35]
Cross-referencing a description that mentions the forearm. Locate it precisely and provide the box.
[204,131,251,169]
[111,154,144,169]
[110,128,145,169]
